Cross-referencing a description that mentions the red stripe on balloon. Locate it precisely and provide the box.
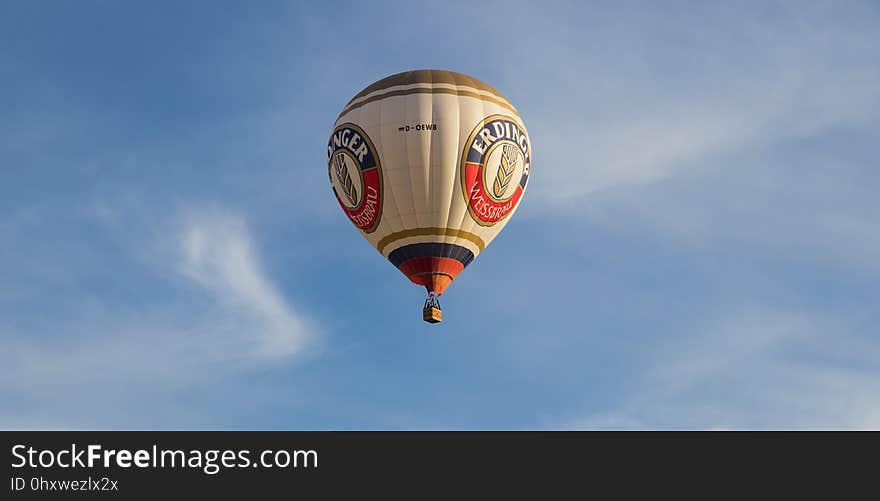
[397,257,464,295]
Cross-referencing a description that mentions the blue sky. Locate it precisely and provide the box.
[2,1,879,429]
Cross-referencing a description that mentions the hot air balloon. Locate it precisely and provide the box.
[327,69,532,323]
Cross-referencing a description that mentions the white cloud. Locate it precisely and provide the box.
[178,210,310,359]
[563,309,880,430]
[486,4,880,278]
[505,3,880,201]
[0,206,314,427]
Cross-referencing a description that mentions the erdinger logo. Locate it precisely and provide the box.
[328,123,383,233]
[461,115,531,226]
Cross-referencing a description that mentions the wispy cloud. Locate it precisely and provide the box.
[506,3,880,201]
[491,3,880,282]
[179,209,310,359]
[562,309,880,430]
[0,206,314,428]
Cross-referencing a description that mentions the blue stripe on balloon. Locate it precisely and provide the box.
[387,243,475,268]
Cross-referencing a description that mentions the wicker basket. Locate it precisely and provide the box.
[423,306,443,323]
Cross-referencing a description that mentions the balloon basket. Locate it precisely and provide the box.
[423,306,443,323]
[423,294,442,324]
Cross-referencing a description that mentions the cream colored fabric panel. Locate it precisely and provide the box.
[379,95,419,230]
[336,103,401,249]
[405,92,433,229]
[429,93,459,246]
[448,96,487,252]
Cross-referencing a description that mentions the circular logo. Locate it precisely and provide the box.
[460,115,531,226]
[328,123,383,233]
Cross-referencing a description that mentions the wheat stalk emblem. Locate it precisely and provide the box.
[492,144,518,199]
[333,153,358,206]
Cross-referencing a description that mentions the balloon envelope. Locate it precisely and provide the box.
[327,69,532,296]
